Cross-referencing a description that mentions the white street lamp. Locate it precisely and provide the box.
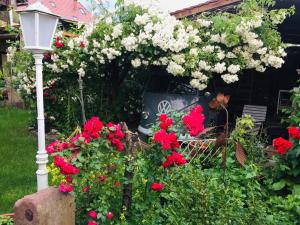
[17,2,59,191]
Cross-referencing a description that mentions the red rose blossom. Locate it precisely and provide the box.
[106,122,125,152]
[59,182,73,193]
[115,181,121,187]
[88,221,97,225]
[54,37,64,48]
[88,211,97,219]
[153,130,179,150]
[106,212,113,220]
[273,137,293,155]
[183,105,205,137]
[288,127,300,139]
[159,114,173,130]
[162,151,187,168]
[80,41,85,48]
[151,183,164,191]
[84,117,103,139]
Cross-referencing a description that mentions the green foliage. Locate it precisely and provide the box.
[0,216,13,225]
[268,82,300,196]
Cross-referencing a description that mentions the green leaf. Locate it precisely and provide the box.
[272,180,287,191]
[292,185,300,196]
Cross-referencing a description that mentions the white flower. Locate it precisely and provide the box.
[213,62,226,74]
[217,51,225,60]
[221,74,239,84]
[198,60,211,71]
[167,61,185,75]
[202,45,214,53]
[227,64,240,74]
[131,58,141,68]
[172,54,185,65]
[190,79,207,90]
[255,65,266,72]
[191,71,208,82]
[121,34,138,51]
[77,68,85,77]
[189,48,198,56]
[134,13,150,25]
[197,19,212,27]
[67,59,74,66]
[112,24,123,38]
[67,40,75,49]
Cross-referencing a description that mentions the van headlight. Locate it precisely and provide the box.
[142,111,149,119]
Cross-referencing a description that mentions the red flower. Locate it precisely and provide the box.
[159,114,173,130]
[65,176,72,183]
[151,183,164,191]
[162,151,187,168]
[273,137,293,155]
[46,140,61,154]
[153,130,179,150]
[183,105,205,137]
[99,175,106,183]
[54,37,64,48]
[115,181,121,187]
[89,211,97,219]
[59,182,73,193]
[84,117,103,139]
[288,127,300,139]
[88,221,97,225]
[80,41,85,48]
[106,122,125,152]
[106,212,113,220]
[82,186,90,192]
[54,156,79,175]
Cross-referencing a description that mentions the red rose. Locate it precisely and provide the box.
[80,41,85,48]
[59,182,73,193]
[183,105,205,137]
[82,186,90,192]
[65,176,72,183]
[88,221,97,225]
[159,114,173,130]
[288,127,300,139]
[84,117,103,139]
[100,175,106,183]
[154,130,179,150]
[88,211,97,219]
[106,212,113,220]
[273,137,293,155]
[106,122,125,151]
[151,183,164,191]
[115,181,121,187]
[162,151,187,168]
[55,37,64,48]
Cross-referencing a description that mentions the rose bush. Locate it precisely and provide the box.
[48,105,299,224]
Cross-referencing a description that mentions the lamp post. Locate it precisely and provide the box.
[18,2,59,191]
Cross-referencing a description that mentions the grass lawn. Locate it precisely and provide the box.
[0,107,37,213]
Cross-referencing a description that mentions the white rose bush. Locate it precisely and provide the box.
[7,0,294,130]
[45,0,293,90]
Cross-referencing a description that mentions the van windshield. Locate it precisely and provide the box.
[146,75,197,95]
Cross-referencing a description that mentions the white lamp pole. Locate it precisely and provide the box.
[17,2,59,191]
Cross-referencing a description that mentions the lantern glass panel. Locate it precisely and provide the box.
[38,13,58,48]
[20,12,36,47]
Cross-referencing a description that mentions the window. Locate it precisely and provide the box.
[16,0,28,5]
